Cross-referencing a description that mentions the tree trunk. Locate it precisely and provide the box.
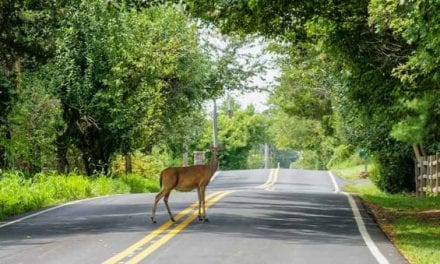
[83,152,93,176]
[56,137,69,174]
[125,152,132,174]
[14,55,21,93]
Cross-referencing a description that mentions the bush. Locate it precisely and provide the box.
[121,174,160,193]
[111,149,170,180]
[327,144,356,168]
[371,139,415,193]
[290,150,327,169]
[90,175,130,195]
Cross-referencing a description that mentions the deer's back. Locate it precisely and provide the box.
[161,165,211,192]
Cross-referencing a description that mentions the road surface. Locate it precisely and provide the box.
[0,169,408,264]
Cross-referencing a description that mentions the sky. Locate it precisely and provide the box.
[223,66,280,112]
[199,25,281,113]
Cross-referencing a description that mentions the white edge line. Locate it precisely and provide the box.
[343,192,390,264]
[0,194,121,229]
[328,171,340,193]
[328,171,389,264]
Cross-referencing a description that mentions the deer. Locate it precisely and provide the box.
[150,145,222,224]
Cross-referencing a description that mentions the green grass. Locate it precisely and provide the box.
[333,164,367,181]
[121,173,160,193]
[394,217,440,264]
[344,184,440,212]
[0,171,160,220]
[339,166,440,264]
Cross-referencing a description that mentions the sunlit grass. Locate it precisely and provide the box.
[394,217,440,264]
[0,171,160,220]
[344,184,440,212]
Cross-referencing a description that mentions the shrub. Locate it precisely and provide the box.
[111,149,170,180]
[121,174,160,193]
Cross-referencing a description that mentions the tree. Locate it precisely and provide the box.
[198,100,269,169]
[186,0,420,192]
[0,0,65,169]
[53,2,217,175]
[6,68,63,173]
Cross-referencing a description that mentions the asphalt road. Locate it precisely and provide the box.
[0,169,408,264]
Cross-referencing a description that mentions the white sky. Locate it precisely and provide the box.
[199,25,281,113]
[223,66,280,112]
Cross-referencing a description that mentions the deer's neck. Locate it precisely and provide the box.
[208,155,219,176]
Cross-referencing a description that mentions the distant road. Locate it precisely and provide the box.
[0,169,407,264]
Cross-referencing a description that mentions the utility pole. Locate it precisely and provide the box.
[264,143,269,169]
[212,99,218,148]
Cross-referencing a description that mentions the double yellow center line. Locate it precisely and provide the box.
[257,168,279,191]
[103,190,233,264]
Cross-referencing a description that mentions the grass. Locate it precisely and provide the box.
[0,171,160,220]
[394,217,440,264]
[340,169,440,264]
[333,164,367,181]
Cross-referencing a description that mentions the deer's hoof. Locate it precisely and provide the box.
[198,217,203,221]
[151,217,157,224]
[203,218,209,223]
[171,218,176,222]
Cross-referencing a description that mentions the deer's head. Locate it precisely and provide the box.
[209,144,224,158]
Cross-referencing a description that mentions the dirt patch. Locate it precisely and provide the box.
[407,209,440,222]
[361,199,398,243]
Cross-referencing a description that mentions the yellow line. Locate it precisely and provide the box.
[258,169,274,189]
[266,168,279,191]
[126,191,234,264]
[102,191,223,264]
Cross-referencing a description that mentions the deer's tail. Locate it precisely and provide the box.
[159,171,163,189]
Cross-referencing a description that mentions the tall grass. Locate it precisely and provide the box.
[0,171,159,220]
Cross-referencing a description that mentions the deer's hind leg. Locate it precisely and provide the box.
[151,190,165,224]
[163,191,175,222]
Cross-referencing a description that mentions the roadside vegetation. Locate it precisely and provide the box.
[0,171,159,220]
[331,157,440,264]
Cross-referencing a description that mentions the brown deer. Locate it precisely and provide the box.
[151,146,222,223]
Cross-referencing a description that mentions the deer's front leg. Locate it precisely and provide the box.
[201,186,208,222]
[151,190,165,224]
[197,187,203,221]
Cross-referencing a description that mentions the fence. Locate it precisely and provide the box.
[415,154,440,196]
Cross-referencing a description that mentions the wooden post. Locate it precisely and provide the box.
[415,159,420,197]
[413,144,421,160]
[427,156,431,193]
[435,153,440,195]
[421,156,427,196]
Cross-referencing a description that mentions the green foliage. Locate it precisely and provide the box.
[199,102,269,169]
[290,150,323,169]
[120,174,160,193]
[327,145,357,169]
[0,170,159,220]
[5,68,63,172]
[187,0,434,192]
[111,148,172,179]
[51,2,215,174]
